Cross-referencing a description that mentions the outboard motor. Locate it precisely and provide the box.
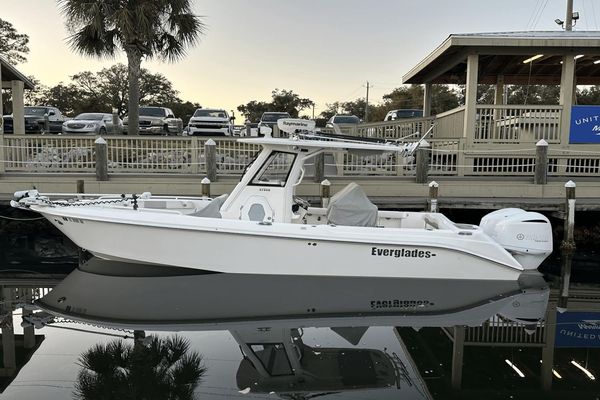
[480,208,553,270]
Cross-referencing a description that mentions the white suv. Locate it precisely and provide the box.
[187,108,232,136]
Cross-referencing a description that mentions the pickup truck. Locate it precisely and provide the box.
[2,106,68,134]
[187,108,233,136]
[123,106,183,135]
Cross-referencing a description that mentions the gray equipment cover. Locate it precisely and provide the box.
[326,182,378,227]
[191,194,228,218]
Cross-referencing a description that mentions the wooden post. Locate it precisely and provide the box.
[463,54,479,147]
[541,303,558,391]
[423,82,432,117]
[205,139,217,182]
[534,139,548,185]
[95,137,108,181]
[557,251,572,314]
[245,119,251,137]
[112,108,119,134]
[11,81,25,135]
[43,113,50,134]
[415,140,430,184]
[76,179,85,194]
[22,289,35,349]
[320,179,331,208]
[2,288,16,373]
[451,326,465,390]
[428,181,439,212]
[562,180,576,250]
[314,152,325,183]
[201,177,211,197]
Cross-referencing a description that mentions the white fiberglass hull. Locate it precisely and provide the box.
[34,205,525,281]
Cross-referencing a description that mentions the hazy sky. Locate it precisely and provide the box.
[3,0,598,116]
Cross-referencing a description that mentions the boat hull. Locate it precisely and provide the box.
[37,207,524,281]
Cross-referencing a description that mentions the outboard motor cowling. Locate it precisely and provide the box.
[480,208,553,270]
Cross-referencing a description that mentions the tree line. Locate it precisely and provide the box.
[3,15,600,129]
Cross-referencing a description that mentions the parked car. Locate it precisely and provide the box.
[122,106,183,135]
[326,114,360,127]
[62,113,123,135]
[383,109,423,121]
[187,108,233,136]
[2,106,68,134]
[257,112,291,135]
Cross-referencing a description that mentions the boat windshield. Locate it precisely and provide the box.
[249,343,293,376]
[251,151,296,186]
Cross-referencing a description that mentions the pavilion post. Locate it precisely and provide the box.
[463,54,479,146]
[11,80,25,135]
[423,82,432,117]
[559,55,576,147]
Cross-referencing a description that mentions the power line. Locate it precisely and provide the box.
[532,0,550,29]
[525,0,544,30]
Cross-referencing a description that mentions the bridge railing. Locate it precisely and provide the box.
[2,134,600,180]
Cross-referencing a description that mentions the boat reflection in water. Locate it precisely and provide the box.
[35,257,549,332]
[24,257,550,398]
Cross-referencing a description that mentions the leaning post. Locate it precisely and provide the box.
[320,179,331,208]
[415,140,430,184]
[201,177,211,198]
[205,139,217,182]
[534,139,548,185]
[95,136,109,181]
[428,181,439,212]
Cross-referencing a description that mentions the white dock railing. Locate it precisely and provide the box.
[474,105,562,144]
[2,133,600,179]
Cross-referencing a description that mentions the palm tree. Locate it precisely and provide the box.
[58,0,205,135]
[75,335,206,399]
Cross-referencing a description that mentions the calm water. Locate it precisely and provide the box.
[0,221,599,399]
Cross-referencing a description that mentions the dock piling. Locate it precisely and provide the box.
[205,139,217,182]
[94,137,108,181]
[534,139,548,185]
[43,113,49,134]
[201,177,211,198]
[428,181,439,212]
[76,179,84,194]
[562,180,576,250]
[112,108,119,134]
[416,140,430,184]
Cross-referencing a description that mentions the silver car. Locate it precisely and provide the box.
[62,113,123,135]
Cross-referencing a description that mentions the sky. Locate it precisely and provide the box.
[2,0,599,117]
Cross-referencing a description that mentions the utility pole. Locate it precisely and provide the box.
[565,0,574,31]
[364,81,370,122]
[312,103,315,119]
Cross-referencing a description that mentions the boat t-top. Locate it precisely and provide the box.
[12,119,553,281]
